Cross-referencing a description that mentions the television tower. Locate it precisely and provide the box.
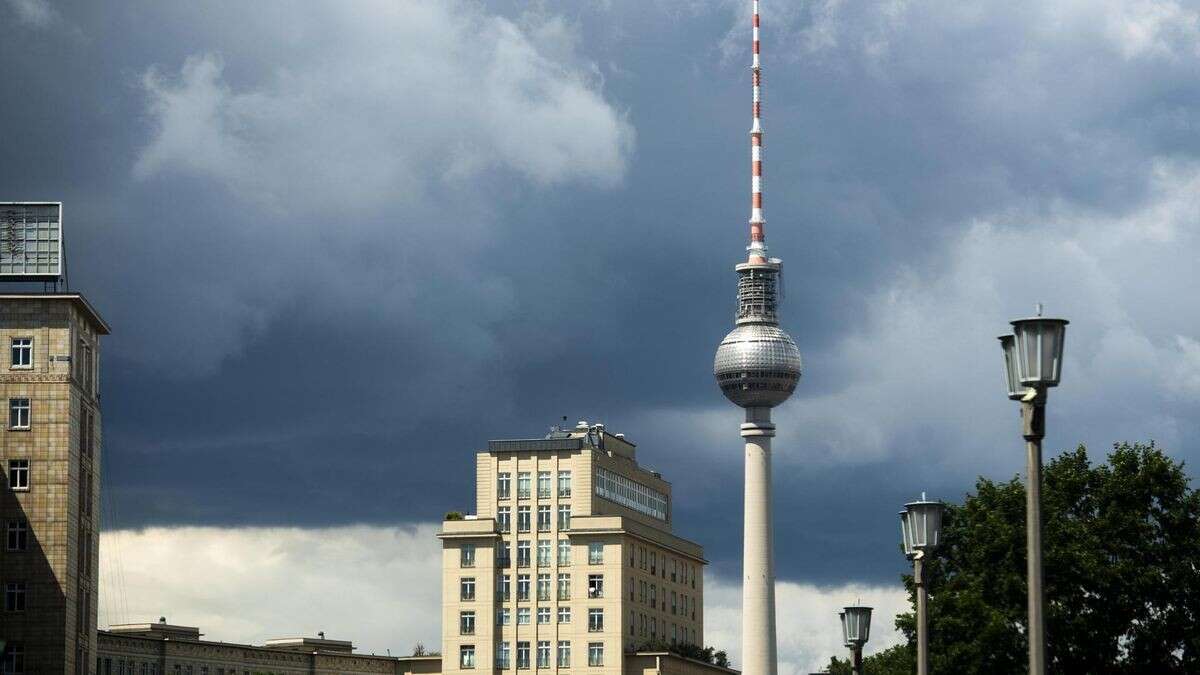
[712,2,801,675]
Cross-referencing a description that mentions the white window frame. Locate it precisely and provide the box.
[588,574,604,599]
[459,645,475,669]
[497,506,511,533]
[588,542,603,565]
[4,581,27,612]
[517,472,531,499]
[537,471,551,498]
[460,544,476,568]
[557,606,571,624]
[537,505,551,532]
[537,607,551,624]
[498,472,512,499]
[8,460,29,491]
[516,641,531,670]
[496,642,511,669]
[6,520,28,551]
[537,540,551,567]
[558,471,572,497]
[10,338,31,370]
[557,540,571,566]
[517,608,531,625]
[536,641,551,669]
[588,608,603,632]
[588,642,604,667]
[8,398,30,430]
[557,641,571,668]
[460,611,476,635]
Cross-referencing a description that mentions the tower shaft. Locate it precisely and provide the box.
[748,0,767,263]
[742,407,777,675]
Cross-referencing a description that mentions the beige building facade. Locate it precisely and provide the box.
[439,423,708,675]
[95,621,444,675]
[0,294,109,674]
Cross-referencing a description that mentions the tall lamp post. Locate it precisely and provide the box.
[900,495,944,675]
[999,306,1068,675]
[838,604,872,675]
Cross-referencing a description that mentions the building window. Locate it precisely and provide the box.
[671,559,678,582]
[517,574,530,601]
[498,574,511,601]
[497,608,510,626]
[537,607,550,624]
[537,540,551,567]
[6,520,28,551]
[517,472,531,499]
[630,579,635,600]
[650,552,656,576]
[496,542,511,568]
[588,574,604,599]
[593,467,668,520]
[460,611,476,635]
[650,584,656,606]
[536,471,551,499]
[557,641,571,668]
[460,577,475,601]
[498,472,512,499]
[537,573,551,601]
[672,624,678,643]
[8,398,30,430]
[497,506,511,532]
[650,617,657,638]
[517,506,531,533]
[557,540,571,566]
[557,505,571,530]
[517,607,531,625]
[7,460,28,491]
[517,541,531,567]
[516,642,530,670]
[588,608,603,632]
[537,641,551,669]
[537,505,551,532]
[10,338,31,369]
[588,643,604,667]
[588,542,603,565]
[2,643,24,674]
[671,591,677,614]
[461,544,476,568]
[496,642,511,669]
[557,606,571,624]
[4,581,26,611]
[557,573,571,600]
[460,645,475,669]
[558,471,572,497]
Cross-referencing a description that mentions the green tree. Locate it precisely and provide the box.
[824,442,1200,673]
[826,644,912,675]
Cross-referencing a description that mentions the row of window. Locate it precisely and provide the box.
[628,579,696,619]
[98,662,256,675]
[6,337,97,392]
[462,641,604,669]
[497,505,571,533]
[462,605,605,632]
[629,545,697,589]
[629,612,696,645]
[462,572,606,603]
[462,541,604,568]
[594,468,668,521]
[497,471,573,500]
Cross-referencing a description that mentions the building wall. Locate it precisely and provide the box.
[442,433,705,675]
[96,632,443,675]
[0,296,105,675]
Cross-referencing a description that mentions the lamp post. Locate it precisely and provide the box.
[999,305,1068,675]
[839,604,872,675]
[900,495,944,675]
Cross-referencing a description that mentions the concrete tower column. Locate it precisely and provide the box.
[741,406,777,675]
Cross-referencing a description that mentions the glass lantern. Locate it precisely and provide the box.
[840,605,873,647]
[1010,315,1068,387]
[998,334,1027,400]
[903,495,945,552]
[899,510,915,558]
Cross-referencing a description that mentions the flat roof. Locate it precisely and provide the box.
[0,292,111,334]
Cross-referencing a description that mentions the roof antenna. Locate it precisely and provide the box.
[747,0,768,264]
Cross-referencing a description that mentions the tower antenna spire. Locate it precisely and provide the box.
[748,0,767,263]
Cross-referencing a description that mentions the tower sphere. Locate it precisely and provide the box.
[714,323,801,408]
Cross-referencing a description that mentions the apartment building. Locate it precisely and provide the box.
[0,294,109,674]
[439,422,709,675]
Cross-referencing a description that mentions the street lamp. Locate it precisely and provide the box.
[839,604,872,675]
[999,305,1068,675]
[900,495,944,675]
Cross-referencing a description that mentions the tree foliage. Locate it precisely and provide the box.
[823,442,1200,673]
[826,644,912,675]
[632,639,729,668]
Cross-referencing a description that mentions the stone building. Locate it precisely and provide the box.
[95,620,444,675]
[438,422,714,675]
[0,293,109,674]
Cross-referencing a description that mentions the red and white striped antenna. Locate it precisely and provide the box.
[747,0,768,264]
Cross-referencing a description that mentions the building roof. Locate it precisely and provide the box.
[0,292,111,334]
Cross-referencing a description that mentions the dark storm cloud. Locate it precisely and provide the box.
[3,0,1200,586]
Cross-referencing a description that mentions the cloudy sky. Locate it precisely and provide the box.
[5,0,1200,670]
